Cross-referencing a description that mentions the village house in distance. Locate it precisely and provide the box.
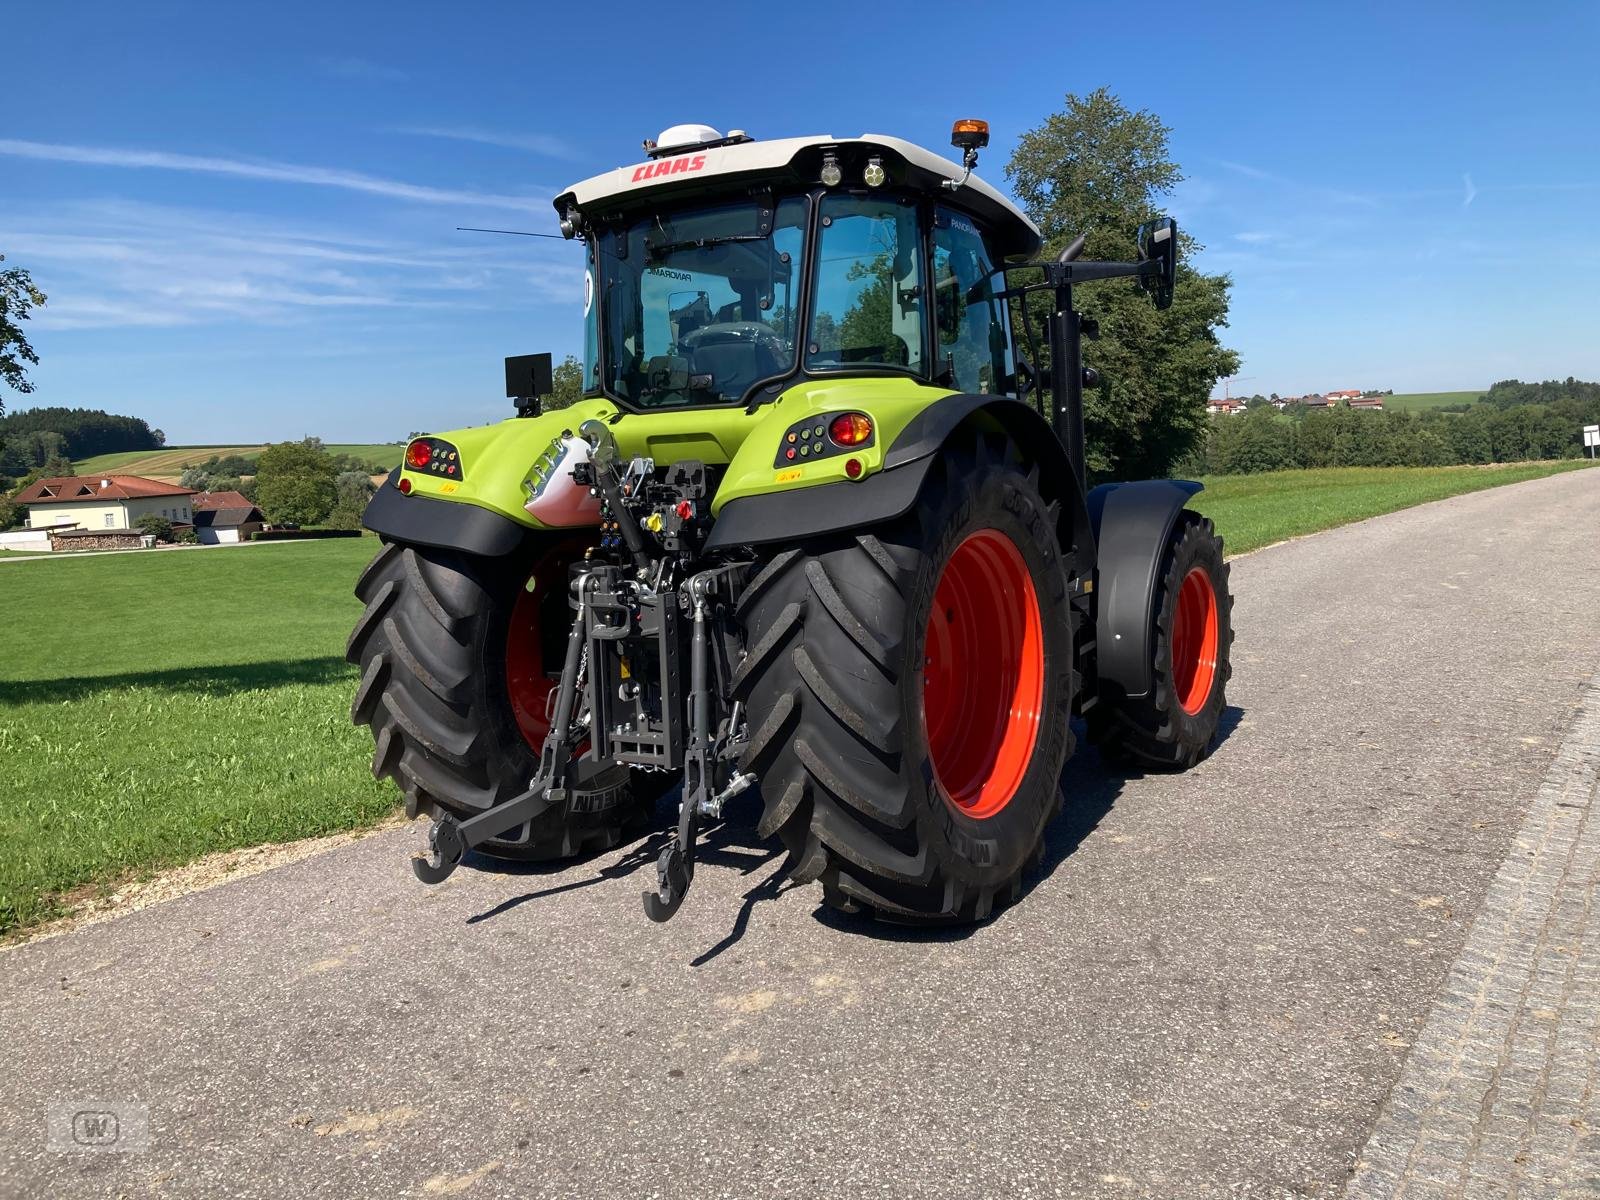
[191,489,266,544]
[1207,389,1388,416]
[2,474,275,554]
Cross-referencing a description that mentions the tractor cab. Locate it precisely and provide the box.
[553,124,1043,412]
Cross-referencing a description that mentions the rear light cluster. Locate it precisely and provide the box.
[829,412,873,446]
[402,437,463,482]
[772,411,876,469]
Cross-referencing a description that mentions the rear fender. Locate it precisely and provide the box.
[707,394,1095,570]
[362,468,534,556]
[1088,479,1204,702]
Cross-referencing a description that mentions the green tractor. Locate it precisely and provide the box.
[347,119,1232,923]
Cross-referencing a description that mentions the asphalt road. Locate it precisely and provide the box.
[4,467,1598,1200]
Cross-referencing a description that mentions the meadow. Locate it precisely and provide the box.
[1189,460,1593,554]
[1379,390,1485,412]
[0,538,393,932]
[73,443,403,477]
[1,460,1593,932]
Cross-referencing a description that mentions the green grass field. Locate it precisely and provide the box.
[2,459,1594,933]
[1379,390,1485,412]
[1190,461,1594,555]
[0,539,395,933]
[73,442,403,477]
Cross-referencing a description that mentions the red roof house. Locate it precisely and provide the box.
[13,474,197,533]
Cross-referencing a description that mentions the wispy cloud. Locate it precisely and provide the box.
[312,55,407,83]
[1462,173,1478,207]
[0,138,547,211]
[1215,159,1382,208]
[394,125,580,160]
[3,199,581,330]
[1234,231,1282,244]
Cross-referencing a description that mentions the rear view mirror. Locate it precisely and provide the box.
[1136,217,1178,310]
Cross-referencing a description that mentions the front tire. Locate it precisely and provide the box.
[346,539,652,859]
[1088,512,1233,769]
[733,442,1076,920]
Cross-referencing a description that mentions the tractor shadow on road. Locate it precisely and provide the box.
[462,707,1245,950]
[462,788,794,962]
[815,705,1248,943]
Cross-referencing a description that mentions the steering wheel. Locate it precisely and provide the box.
[681,322,786,354]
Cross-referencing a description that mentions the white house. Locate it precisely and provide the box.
[13,474,197,531]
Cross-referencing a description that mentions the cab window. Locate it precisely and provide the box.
[806,195,924,374]
[932,208,1014,395]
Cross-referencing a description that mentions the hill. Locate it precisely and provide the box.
[74,443,403,478]
[1380,390,1485,412]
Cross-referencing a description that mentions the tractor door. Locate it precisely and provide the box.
[931,207,1016,397]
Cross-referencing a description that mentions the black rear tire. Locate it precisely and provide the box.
[1088,511,1233,769]
[346,539,652,859]
[733,441,1076,921]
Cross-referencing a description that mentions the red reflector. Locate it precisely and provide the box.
[406,440,432,469]
[829,412,873,446]
[397,477,412,494]
[844,457,863,479]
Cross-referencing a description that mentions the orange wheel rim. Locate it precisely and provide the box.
[921,530,1045,819]
[1171,566,1219,716]
[505,553,566,750]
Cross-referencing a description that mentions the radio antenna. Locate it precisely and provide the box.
[456,226,567,240]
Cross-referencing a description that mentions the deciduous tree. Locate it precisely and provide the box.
[0,255,47,416]
[1006,89,1240,479]
[255,439,337,526]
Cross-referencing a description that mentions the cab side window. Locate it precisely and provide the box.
[932,208,1014,395]
[807,195,924,374]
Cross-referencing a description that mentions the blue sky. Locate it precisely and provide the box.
[5,0,1598,441]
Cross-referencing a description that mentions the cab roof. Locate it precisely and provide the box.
[553,133,1043,259]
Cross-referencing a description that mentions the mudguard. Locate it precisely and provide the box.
[1088,478,1204,702]
[362,468,531,557]
[707,395,1096,567]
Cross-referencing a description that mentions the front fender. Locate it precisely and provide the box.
[1088,478,1204,702]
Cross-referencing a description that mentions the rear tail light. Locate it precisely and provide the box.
[406,440,433,469]
[829,412,873,447]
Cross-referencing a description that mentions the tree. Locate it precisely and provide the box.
[254,439,336,525]
[0,406,160,458]
[1,255,47,416]
[135,513,174,543]
[1006,89,1240,479]
[0,495,18,531]
[179,466,213,492]
[540,355,586,412]
[326,469,376,529]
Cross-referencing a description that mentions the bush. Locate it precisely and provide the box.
[135,514,174,543]
[0,495,19,531]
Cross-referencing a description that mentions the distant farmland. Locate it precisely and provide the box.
[74,443,402,478]
[1380,390,1485,412]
